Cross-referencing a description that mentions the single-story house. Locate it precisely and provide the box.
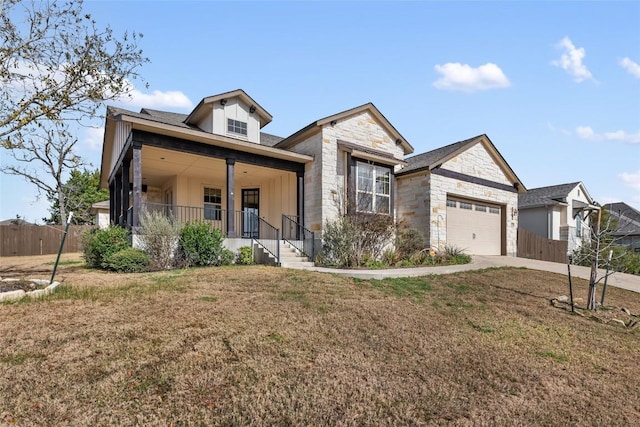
[518,181,599,252]
[100,89,525,263]
[604,202,640,252]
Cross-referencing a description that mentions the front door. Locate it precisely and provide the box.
[242,188,260,238]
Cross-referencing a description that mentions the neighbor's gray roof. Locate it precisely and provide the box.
[518,182,581,209]
[398,135,484,175]
[107,106,284,146]
[605,202,640,235]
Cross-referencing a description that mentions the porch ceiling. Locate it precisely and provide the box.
[140,146,291,187]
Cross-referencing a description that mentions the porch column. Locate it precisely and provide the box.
[226,158,236,237]
[132,142,142,230]
[109,181,115,225]
[297,170,304,225]
[114,171,122,227]
[121,158,130,227]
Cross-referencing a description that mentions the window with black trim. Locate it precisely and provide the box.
[356,161,390,214]
[227,119,247,136]
[204,187,222,221]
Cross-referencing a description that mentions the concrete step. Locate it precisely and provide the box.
[280,261,316,268]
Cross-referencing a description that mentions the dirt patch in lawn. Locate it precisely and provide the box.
[1,254,639,425]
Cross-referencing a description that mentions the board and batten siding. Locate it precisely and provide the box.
[109,121,131,177]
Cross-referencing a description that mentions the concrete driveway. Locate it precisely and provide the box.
[301,255,640,294]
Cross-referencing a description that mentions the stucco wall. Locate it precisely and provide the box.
[519,207,549,238]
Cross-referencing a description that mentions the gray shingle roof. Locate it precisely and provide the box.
[518,182,581,209]
[398,135,484,175]
[107,106,284,145]
[260,132,285,147]
[605,202,640,235]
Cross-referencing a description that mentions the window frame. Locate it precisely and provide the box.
[355,161,391,215]
[203,187,222,221]
[227,118,248,136]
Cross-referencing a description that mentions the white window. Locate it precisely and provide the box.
[489,207,500,214]
[204,187,222,221]
[459,202,472,210]
[475,204,487,212]
[356,162,390,214]
[576,215,582,238]
[227,119,247,136]
[446,199,456,208]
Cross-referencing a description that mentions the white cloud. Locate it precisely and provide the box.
[117,86,194,111]
[620,57,640,79]
[576,126,595,140]
[5,59,194,112]
[552,37,593,82]
[433,62,510,92]
[619,170,640,192]
[575,126,640,144]
[84,126,104,151]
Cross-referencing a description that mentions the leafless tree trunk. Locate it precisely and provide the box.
[1,122,84,224]
[587,209,601,310]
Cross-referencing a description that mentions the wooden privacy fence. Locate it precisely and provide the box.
[0,224,94,257]
[517,228,568,264]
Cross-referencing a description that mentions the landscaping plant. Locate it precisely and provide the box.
[82,226,130,269]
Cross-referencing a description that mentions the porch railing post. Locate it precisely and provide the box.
[226,159,236,237]
[276,228,280,266]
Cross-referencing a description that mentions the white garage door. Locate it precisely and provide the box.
[446,197,502,255]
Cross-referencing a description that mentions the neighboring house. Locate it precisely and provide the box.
[395,135,525,256]
[0,218,35,226]
[518,182,599,252]
[90,200,110,229]
[100,89,524,262]
[604,202,640,252]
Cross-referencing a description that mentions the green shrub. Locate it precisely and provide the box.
[316,216,356,268]
[236,246,254,265]
[106,248,149,273]
[395,224,426,259]
[220,249,235,266]
[138,209,182,270]
[82,226,130,269]
[179,221,228,266]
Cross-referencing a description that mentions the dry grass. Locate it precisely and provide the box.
[1,254,639,426]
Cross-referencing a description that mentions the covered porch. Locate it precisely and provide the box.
[106,129,314,263]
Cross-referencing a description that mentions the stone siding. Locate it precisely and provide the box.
[441,142,511,186]
[288,110,405,234]
[396,172,431,242]
[285,132,323,232]
[430,173,519,255]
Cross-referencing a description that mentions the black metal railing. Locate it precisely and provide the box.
[142,202,226,231]
[250,212,280,264]
[282,214,315,261]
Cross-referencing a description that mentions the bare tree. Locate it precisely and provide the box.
[2,121,84,223]
[1,0,147,222]
[1,0,147,147]
[572,207,632,309]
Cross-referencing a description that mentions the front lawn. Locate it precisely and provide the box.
[1,254,639,425]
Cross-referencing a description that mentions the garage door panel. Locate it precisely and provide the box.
[446,198,501,255]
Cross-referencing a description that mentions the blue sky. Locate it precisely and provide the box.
[1,0,639,223]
